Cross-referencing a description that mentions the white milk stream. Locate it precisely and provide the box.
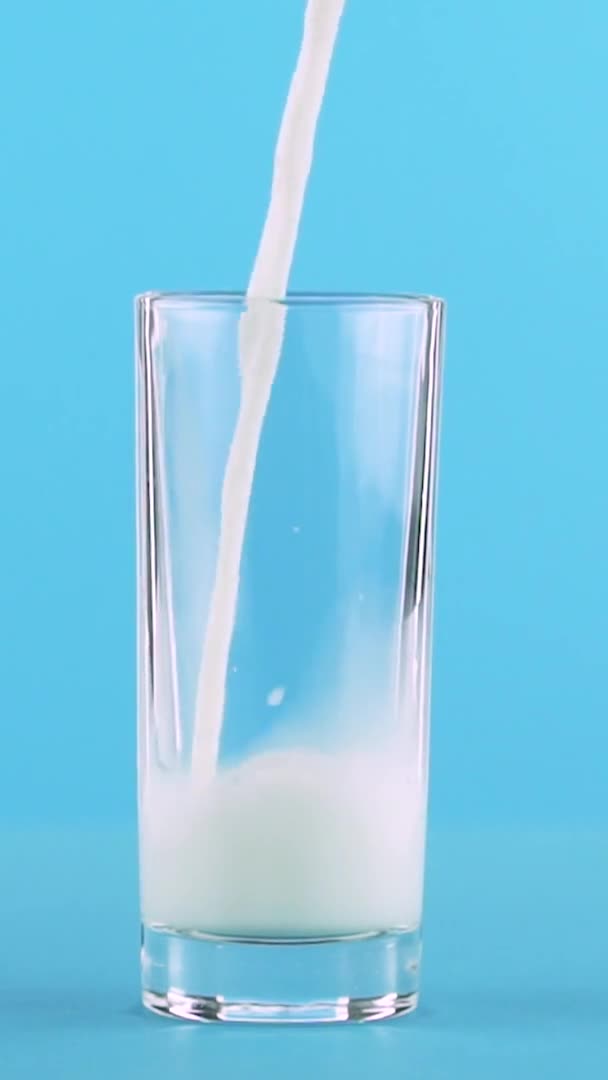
[191,0,347,783]
[142,0,425,936]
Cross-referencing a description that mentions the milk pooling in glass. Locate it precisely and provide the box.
[139,0,430,941]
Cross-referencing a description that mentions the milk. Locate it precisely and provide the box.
[142,745,425,938]
[141,0,426,939]
[191,0,347,783]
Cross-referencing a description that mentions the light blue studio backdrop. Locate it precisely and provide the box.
[0,1,607,1076]
[1,0,606,827]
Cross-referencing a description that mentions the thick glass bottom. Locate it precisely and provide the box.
[141,923,421,1024]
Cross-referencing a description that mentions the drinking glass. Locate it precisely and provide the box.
[136,292,445,1022]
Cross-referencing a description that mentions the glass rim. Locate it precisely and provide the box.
[136,290,445,311]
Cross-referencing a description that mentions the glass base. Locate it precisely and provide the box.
[141,924,421,1024]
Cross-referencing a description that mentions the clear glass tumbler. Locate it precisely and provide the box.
[136,292,445,1023]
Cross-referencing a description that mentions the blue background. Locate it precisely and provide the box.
[0,0,606,1075]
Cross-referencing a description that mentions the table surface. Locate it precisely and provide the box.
[1,825,606,1079]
